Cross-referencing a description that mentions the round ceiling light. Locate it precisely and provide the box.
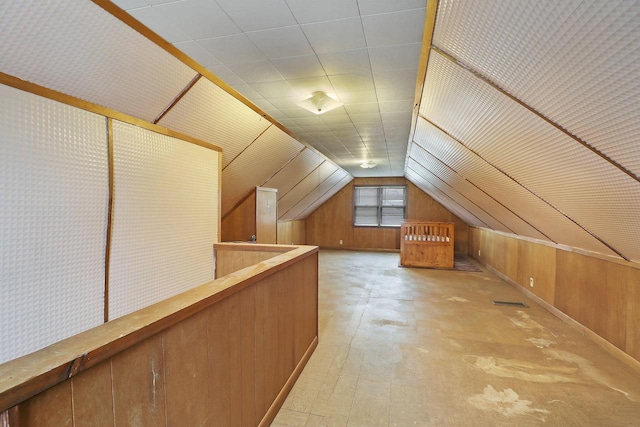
[360,160,377,169]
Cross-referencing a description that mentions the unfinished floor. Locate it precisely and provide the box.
[272,250,640,426]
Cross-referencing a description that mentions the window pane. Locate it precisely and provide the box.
[355,206,378,225]
[381,207,404,226]
[381,187,405,206]
[354,187,378,206]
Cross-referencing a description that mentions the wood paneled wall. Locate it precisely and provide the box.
[277,220,307,245]
[306,178,469,253]
[222,188,278,244]
[1,245,319,427]
[470,227,640,364]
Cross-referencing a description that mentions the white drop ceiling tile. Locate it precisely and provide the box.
[153,0,241,39]
[250,98,277,111]
[373,68,417,89]
[286,0,359,24]
[376,86,415,102]
[318,48,372,75]
[322,115,354,126]
[216,0,296,31]
[349,112,382,124]
[283,108,319,119]
[173,40,222,67]
[112,0,148,9]
[358,0,427,15]
[266,110,289,120]
[207,65,245,86]
[419,57,640,257]
[329,74,375,92]
[199,34,267,65]
[368,43,422,71]
[379,100,414,113]
[291,116,327,126]
[247,26,314,59]
[128,6,191,43]
[158,78,270,167]
[267,96,300,109]
[0,0,198,122]
[288,76,335,95]
[251,80,299,98]
[338,89,378,104]
[271,55,326,79]
[222,126,304,214]
[345,102,380,114]
[232,83,265,101]
[434,0,640,177]
[301,17,366,54]
[381,111,411,123]
[361,9,426,47]
[228,61,284,83]
[355,122,385,134]
[264,148,326,197]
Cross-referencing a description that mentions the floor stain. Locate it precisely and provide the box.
[468,385,549,421]
[447,296,470,303]
[464,355,577,383]
[526,337,555,348]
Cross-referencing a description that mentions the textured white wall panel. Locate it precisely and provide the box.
[263,148,325,198]
[411,144,548,240]
[0,0,198,122]
[159,78,271,167]
[278,161,338,218]
[411,118,617,256]
[297,173,354,219]
[281,169,347,221]
[0,85,108,364]
[433,0,640,177]
[421,52,640,261]
[405,169,484,228]
[221,125,304,215]
[109,121,218,320]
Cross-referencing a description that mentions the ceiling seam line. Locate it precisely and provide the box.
[153,74,202,124]
[408,153,514,233]
[430,45,640,184]
[414,141,557,243]
[406,166,488,227]
[421,116,630,261]
[222,124,273,171]
[405,0,440,174]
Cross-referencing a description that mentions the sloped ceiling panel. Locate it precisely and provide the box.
[420,51,640,261]
[405,169,484,228]
[407,158,500,230]
[296,173,354,220]
[278,161,338,219]
[262,148,326,197]
[433,0,640,177]
[158,78,271,167]
[412,118,618,256]
[0,0,198,122]
[281,169,352,221]
[410,141,548,240]
[222,125,303,215]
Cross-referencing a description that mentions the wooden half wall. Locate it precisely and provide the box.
[470,227,640,365]
[306,178,469,253]
[0,244,319,427]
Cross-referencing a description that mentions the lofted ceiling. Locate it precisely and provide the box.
[112,0,427,177]
[1,0,639,263]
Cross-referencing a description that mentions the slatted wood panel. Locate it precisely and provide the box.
[3,246,319,427]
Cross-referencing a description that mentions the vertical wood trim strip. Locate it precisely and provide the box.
[105,119,115,323]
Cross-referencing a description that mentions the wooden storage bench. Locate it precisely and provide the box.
[400,220,454,268]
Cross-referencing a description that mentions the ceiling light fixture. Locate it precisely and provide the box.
[360,160,377,169]
[298,91,342,115]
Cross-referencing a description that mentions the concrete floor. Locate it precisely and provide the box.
[271,250,640,426]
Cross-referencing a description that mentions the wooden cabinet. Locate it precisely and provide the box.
[222,187,278,243]
[400,221,454,268]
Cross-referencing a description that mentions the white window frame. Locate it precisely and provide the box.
[353,185,406,227]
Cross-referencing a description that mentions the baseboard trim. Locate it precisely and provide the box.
[258,336,318,427]
[485,264,640,374]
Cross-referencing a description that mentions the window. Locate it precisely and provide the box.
[354,186,406,227]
